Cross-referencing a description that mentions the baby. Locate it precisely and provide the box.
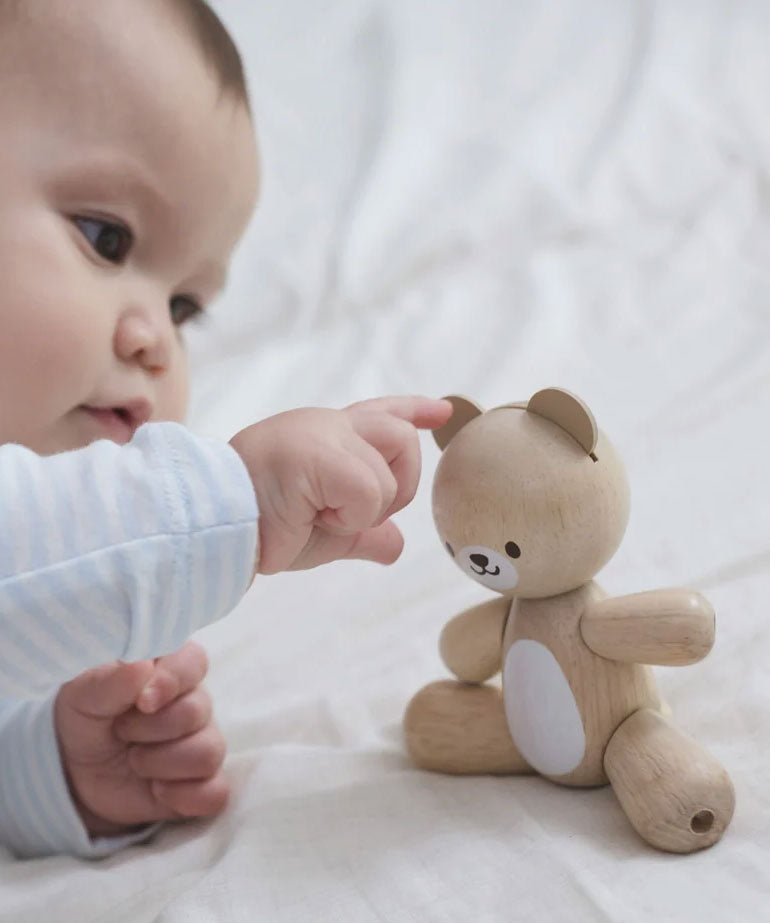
[0,0,451,859]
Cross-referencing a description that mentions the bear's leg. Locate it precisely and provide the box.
[604,708,734,853]
[404,680,532,774]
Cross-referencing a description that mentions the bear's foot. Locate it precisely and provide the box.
[604,708,735,853]
[404,680,532,775]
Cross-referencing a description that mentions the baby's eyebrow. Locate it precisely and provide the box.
[52,154,172,220]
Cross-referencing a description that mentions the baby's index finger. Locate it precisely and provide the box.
[352,396,453,429]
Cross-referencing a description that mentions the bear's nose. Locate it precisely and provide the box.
[470,553,489,568]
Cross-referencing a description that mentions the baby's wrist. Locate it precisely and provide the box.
[76,800,145,839]
[228,428,267,579]
[62,765,145,838]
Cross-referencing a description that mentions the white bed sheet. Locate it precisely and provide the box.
[2,0,769,919]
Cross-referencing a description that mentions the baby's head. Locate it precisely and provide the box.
[0,0,259,454]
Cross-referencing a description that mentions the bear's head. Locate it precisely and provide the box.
[432,388,630,599]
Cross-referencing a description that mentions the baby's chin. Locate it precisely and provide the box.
[18,429,102,457]
[8,406,186,455]
[16,411,128,456]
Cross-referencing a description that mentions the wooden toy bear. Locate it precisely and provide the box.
[404,388,735,853]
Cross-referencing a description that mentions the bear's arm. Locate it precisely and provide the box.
[439,596,510,682]
[580,589,715,666]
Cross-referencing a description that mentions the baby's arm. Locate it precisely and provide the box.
[580,589,715,666]
[0,394,446,685]
[0,422,258,698]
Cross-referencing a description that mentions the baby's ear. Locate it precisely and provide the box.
[433,395,485,450]
[527,387,598,455]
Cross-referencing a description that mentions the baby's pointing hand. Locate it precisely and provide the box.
[230,396,452,574]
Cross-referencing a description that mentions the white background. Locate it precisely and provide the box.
[4,1,769,919]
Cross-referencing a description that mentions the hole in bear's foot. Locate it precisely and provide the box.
[690,810,715,834]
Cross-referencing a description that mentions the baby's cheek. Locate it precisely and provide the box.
[0,305,98,443]
[156,346,190,423]
[0,220,105,429]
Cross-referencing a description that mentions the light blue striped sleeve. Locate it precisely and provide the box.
[0,422,258,859]
[0,695,163,859]
[0,421,259,697]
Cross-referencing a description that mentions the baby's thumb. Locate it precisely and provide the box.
[345,520,405,565]
[58,660,156,718]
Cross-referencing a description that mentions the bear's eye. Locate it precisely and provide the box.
[505,541,521,559]
[445,542,455,558]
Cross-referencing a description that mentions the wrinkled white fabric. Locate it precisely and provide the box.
[3,0,767,918]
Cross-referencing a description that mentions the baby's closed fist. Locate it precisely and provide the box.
[55,642,228,838]
[230,396,452,574]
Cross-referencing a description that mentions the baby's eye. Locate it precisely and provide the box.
[73,216,133,264]
[169,294,203,326]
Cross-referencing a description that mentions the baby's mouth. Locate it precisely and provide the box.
[78,401,150,444]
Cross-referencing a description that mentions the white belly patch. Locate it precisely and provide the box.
[502,640,586,776]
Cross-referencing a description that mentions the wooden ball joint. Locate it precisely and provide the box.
[404,388,735,854]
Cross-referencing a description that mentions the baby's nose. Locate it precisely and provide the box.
[115,308,172,375]
[470,553,489,568]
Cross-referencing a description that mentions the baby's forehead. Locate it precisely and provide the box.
[3,0,248,110]
[3,1,255,171]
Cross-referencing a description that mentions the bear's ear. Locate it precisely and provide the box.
[433,395,485,450]
[527,387,598,456]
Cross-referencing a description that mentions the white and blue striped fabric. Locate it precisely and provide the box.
[0,422,258,859]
